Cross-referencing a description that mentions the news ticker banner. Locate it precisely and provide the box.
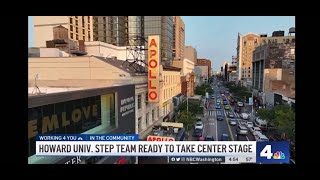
[36,134,290,164]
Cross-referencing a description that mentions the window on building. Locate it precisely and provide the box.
[75,16,78,19]
[138,94,141,109]
[70,25,73,31]
[88,24,90,30]
[138,117,142,131]
[145,92,148,105]
[70,18,73,24]
[70,33,74,39]
[248,74,250,77]
[88,33,91,40]
[103,16,106,22]
[76,20,78,26]
[76,34,79,40]
[76,27,78,33]
[82,16,85,23]
[88,16,90,23]
[146,113,149,126]
[83,30,85,35]
[249,67,250,69]
[152,109,154,121]
[83,36,85,41]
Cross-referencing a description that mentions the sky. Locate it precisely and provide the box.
[28,16,295,71]
[181,16,295,72]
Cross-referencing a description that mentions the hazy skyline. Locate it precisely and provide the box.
[28,16,295,71]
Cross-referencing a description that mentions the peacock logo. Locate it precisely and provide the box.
[273,151,285,159]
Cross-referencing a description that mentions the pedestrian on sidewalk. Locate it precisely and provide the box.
[199,136,204,141]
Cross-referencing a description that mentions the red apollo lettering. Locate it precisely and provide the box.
[149,39,157,48]
[148,91,157,100]
[150,50,157,58]
[149,70,156,79]
[149,59,158,68]
[148,80,156,89]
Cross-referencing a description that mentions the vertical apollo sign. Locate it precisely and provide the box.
[148,36,160,103]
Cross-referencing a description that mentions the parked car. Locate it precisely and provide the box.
[221,134,230,141]
[217,114,224,121]
[228,112,234,118]
[240,113,249,120]
[246,122,253,128]
[204,136,215,141]
[216,105,221,109]
[249,126,262,135]
[195,122,204,129]
[193,128,203,137]
[254,132,269,141]
[237,102,244,107]
[229,119,237,126]
[225,105,230,110]
[237,125,248,135]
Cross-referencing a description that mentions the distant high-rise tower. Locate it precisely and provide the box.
[173,16,185,60]
[144,16,174,66]
[93,16,128,46]
[236,33,260,81]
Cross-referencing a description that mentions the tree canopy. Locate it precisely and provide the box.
[178,111,196,130]
[257,105,295,140]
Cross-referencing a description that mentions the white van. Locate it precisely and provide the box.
[255,132,269,142]
[254,118,267,130]
[240,113,249,120]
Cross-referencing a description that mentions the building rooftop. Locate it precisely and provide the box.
[94,56,147,76]
[163,66,181,71]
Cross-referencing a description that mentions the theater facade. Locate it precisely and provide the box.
[28,84,136,164]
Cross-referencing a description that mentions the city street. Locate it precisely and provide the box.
[202,79,256,142]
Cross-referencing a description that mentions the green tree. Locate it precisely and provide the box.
[273,105,295,140]
[180,101,203,115]
[257,105,295,140]
[195,84,213,96]
[257,108,275,122]
[178,111,196,131]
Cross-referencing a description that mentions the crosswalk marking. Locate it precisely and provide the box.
[208,110,216,117]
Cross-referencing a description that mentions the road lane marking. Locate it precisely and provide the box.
[215,111,218,141]
[224,110,235,141]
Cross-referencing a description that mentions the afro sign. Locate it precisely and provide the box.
[148,35,160,103]
[147,135,175,141]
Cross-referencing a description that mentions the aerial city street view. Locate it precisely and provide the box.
[28,16,295,164]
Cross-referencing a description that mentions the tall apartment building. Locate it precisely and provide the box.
[184,46,197,64]
[144,16,174,66]
[128,16,144,46]
[196,58,212,77]
[236,33,260,81]
[93,16,128,46]
[93,16,144,46]
[173,16,185,60]
[33,16,93,48]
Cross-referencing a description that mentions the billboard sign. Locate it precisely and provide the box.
[148,35,160,103]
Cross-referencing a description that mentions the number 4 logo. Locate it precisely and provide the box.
[260,145,273,159]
